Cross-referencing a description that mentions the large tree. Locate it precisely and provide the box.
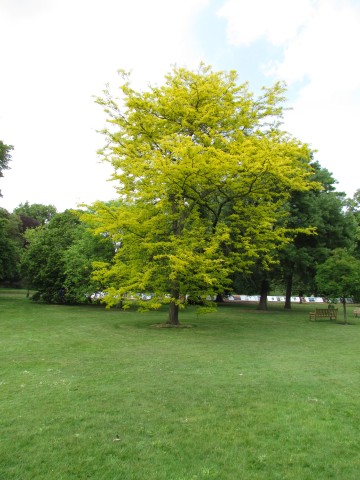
[279,162,355,309]
[243,163,355,312]
[86,64,316,324]
[0,203,58,286]
[21,210,81,302]
[21,209,114,303]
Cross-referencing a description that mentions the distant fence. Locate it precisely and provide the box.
[227,295,354,303]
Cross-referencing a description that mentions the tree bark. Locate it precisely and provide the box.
[167,281,180,325]
[284,273,293,310]
[215,293,224,303]
[167,301,180,325]
[342,297,347,324]
[257,279,269,310]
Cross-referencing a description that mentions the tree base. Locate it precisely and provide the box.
[151,323,194,328]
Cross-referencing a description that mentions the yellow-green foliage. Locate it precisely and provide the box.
[84,64,318,311]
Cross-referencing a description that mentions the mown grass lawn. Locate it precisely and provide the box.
[1,290,360,479]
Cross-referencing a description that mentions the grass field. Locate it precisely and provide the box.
[1,290,360,479]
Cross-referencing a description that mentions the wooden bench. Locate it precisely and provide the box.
[309,308,338,321]
[353,308,360,317]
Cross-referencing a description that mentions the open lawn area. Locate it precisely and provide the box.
[1,290,360,479]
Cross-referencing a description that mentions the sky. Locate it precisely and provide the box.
[1,0,359,213]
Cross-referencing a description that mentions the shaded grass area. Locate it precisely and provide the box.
[1,290,360,479]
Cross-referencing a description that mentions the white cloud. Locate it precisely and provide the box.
[218,0,360,196]
[272,1,360,88]
[218,0,314,46]
[1,0,50,17]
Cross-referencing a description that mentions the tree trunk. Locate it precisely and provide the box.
[215,293,224,303]
[167,301,180,325]
[167,280,180,325]
[342,297,347,324]
[257,279,269,311]
[167,195,182,326]
[284,273,293,310]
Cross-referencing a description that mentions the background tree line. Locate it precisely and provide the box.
[0,203,114,303]
[1,180,359,312]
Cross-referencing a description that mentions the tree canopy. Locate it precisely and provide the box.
[278,161,355,308]
[315,249,360,323]
[14,201,57,228]
[0,208,21,284]
[21,210,82,302]
[85,64,317,324]
[21,209,115,303]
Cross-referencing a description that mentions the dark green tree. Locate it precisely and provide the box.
[63,226,115,303]
[21,210,81,302]
[345,189,360,257]
[21,210,114,303]
[14,202,57,227]
[279,162,355,309]
[0,208,22,285]
[0,140,13,197]
[0,203,58,287]
[315,249,360,323]
[233,162,355,311]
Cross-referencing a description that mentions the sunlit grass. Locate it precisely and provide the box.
[1,290,360,479]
